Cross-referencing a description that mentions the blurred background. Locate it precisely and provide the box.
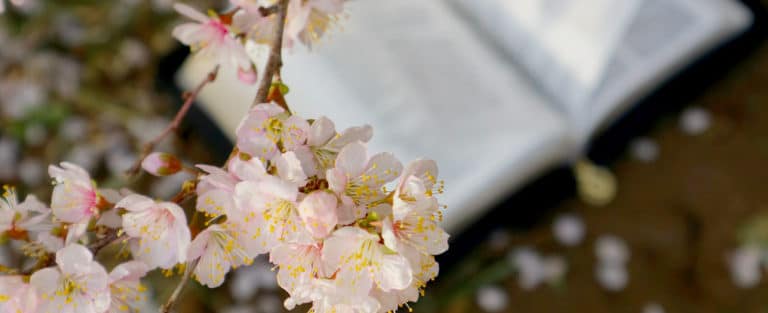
[3,0,768,313]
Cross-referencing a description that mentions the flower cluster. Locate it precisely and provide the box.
[0,105,448,312]
[173,0,344,84]
[0,165,156,313]
[194,103,449,311]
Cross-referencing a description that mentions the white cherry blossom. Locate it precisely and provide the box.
[117,194,192,270]
[30,244,111,313]
[188,221,261,288]
[0,275,38,313]
[326,142,402,224]
[48,162,99,224]
[172,3,256,82]
[108,261,150,313]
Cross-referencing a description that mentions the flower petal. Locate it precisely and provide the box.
[55,244,94,275]
[334,141,367,177]
[308,116,336,146]
[173,3,209,23]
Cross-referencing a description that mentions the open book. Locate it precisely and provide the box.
[178,0,753,234]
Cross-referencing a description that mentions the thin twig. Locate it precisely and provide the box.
[159,259,200,313]
[89,230,129,256]
[127,65,220,176]
[252,0,290,109]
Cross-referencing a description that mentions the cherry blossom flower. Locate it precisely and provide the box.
[188,222,261,288]
[0,185,53,240]
[117,194,192,270]
[235,102,309,160]
[392,159,442,219]
[269,242,324,306]
[285,0,345,48]
[384,189,448,256]
[297,191,338,239]
[371,285,419,313]
[108,261,150,313]
[37,232,65,253]
[322,226,412,293]
[30,244,111,313]
[326,142,402,224]
[172,3,256,82]
[306,265,380,313]
[293,116,372,177]
[234,175,310,253]
[0,275,38,313]
[230,0,277,12]
[232,0,280,45]
[48,162,99,224]
[380,215,441,309]
[195,157,267,218]
[274,151,308,185]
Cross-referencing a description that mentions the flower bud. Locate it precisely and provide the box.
[238,66,258,85]
[141,152,182,176]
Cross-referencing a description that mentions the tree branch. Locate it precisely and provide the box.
[252,0,289,110]
[159,259,200,313]
[127,65,220,176]
[89,229,129,256]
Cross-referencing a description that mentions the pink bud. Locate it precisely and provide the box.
[237,66,258,85]
[141,152,182,176]
[298,191,339,239]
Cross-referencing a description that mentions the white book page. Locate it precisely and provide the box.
[179,0,572,233]
[449,0,640,122]
[581,0,753,142]
[448,0,751,149]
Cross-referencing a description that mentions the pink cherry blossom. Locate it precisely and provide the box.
[293,116,372,177]
[234,175,310,253]
[195,157,267,217]
[117,194,192,270]
[188,222,261,288]
[234,14,278,46]
[285,0,345,48]
[326,142,402,224]
[230,0,274,12]
[297,191,338,239]
[48,162,99,224]
[0,275,38,313]
[306,265,380,313]
[322,226,413,293]
[274,151,308,185]
[371,284,420,313]
[108,261,150,313]
[236,102,309,160]
[172,3,254,77]
[0,185,53,240]
[269,243,324,305]
[392,160,442,219]
[30,244,111,313]
[384,190,449,256]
